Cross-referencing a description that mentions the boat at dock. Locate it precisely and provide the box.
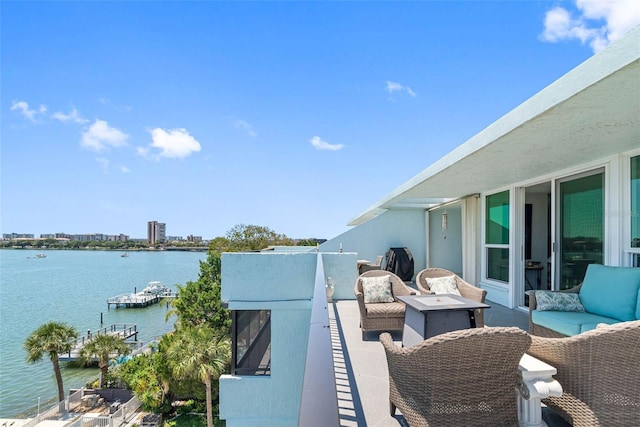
[142,281,170,295]
[107,281,177,309]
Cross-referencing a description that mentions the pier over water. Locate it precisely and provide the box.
[59,324,138,362]
[107,282,177,309]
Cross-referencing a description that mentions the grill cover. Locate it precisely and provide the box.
[384,247,414,281]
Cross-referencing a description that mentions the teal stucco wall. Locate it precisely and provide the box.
[219,251,355,426]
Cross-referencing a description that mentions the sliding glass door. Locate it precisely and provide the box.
[558,171,604,289]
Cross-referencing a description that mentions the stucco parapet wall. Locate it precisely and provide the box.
[221,252,317,302]
[227,300,311,310]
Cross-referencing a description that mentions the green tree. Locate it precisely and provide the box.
[166,326,230,427]
[24,321,78,402]
[80,334,131,388]
[172,252,231,334]
[207,236,231,254]
[117,353,167,411]
[224,224,293,251]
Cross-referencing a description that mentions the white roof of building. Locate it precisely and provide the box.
[349,25,640,226]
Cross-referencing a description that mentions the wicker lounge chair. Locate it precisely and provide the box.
[415,268,488,327]
[354,270,416,339]
[380,327,530,427]
[527,320,640,427]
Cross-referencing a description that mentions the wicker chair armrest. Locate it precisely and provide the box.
[355,292,367,317]
[415,283,430,294]
[528,335,568,361]
[456,279,487,303]
[560,283,582,294]
[379,332,397,351]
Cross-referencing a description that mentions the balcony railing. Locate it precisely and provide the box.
[297,253,339,426]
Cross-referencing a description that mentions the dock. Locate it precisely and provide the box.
[59,324,138,362]
[107,292,170,308]
[107,281,177,309]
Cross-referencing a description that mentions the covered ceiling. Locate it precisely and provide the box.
[349,26,640,226]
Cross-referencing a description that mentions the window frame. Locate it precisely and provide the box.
[483,189,511,285]
[231,309,271,376]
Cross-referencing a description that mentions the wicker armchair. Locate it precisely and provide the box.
[527,320,640,427]
[416,268,488,327]
[354,270,416,339]
[380,327,530,427]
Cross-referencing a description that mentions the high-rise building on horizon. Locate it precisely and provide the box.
[147,221,166,245]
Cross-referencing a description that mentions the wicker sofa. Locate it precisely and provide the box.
[354,270,416,340]
[380,327,531,427]
[416,268,488,328]
[529,264,640,337]
[528,320,640,426]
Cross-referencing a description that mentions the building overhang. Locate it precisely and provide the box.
[349,26,640,226]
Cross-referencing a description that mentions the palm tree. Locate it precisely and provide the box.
[24,321,78,402]
[80,334,131,388]
[166,326,230,427]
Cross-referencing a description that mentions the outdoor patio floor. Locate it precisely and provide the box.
[329,299,571,426]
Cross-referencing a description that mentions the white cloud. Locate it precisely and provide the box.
[10,100,47,122]
[81,120,129,151]
[541,0,640,52]
[233,119,257,137]
[140,128,202,160]
[119,165,131,173]
[52,107,88,124]
[310,136,344,151]
[386,81,416,98]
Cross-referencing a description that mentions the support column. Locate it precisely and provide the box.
[517,354,563,427]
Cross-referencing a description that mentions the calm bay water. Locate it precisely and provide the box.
[0,249,206,418]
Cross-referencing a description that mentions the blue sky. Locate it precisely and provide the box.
[2,1,638,240]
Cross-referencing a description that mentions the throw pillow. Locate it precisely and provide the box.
[426,275,461,296]
[361,275,394,304]
[535,291,585,312]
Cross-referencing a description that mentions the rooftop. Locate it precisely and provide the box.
[329,298,570,426]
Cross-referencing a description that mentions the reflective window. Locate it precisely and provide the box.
[486,190,510,282]
[559,172,604,289]
[232,310,271,376]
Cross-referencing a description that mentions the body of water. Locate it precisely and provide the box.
[0,249,207,418]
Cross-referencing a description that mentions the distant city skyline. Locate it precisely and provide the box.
[3,2,637,240]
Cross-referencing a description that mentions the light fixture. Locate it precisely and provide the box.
[442,209,448,240]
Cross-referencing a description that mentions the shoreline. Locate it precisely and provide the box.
[0,246,209,252]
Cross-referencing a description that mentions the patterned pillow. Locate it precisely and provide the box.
[426,275,461,296]
[535,291,585,312]
[361,275,394,303]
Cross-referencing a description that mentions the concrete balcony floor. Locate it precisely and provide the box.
[329,299,571,426]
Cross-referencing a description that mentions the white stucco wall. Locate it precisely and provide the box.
[428,204,463,274]
[320,209,427,280]
[321,252,359,300]
[219,251,356,426]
